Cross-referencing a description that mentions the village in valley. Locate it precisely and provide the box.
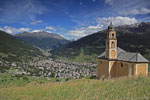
[0,0,150,99]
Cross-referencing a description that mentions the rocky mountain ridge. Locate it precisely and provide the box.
[16,31,69,50]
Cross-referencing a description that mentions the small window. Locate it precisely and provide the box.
[121,63,123,67]
[112,34,114,38]
[111,41,115,48]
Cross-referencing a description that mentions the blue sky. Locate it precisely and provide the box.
[0,0,150,40]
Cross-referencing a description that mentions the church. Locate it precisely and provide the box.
[97,22,149,78]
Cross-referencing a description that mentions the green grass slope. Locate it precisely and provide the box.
[0,30,43,62]
[0,76,150,100]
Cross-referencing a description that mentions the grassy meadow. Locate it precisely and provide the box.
[0,74,150,100]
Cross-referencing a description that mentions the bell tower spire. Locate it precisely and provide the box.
[105,22,117,59]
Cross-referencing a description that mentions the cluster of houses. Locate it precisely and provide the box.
[1,59,96,79]
[28,59,96,78]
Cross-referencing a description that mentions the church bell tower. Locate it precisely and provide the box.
[105,22,117,59]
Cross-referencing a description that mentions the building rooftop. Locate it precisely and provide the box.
[98,47,149,63]
[108,22,114,30]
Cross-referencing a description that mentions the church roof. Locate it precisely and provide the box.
[98,47,149,63]
[108,22,114,30]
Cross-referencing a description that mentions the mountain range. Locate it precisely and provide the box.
[15,31,69,50]
[52,22,150,61]
[1,22,150,63]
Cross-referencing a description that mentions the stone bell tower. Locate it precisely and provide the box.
[105,22,117,59]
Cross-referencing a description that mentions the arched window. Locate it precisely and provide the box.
[111,41,115,48]
[112,33,114,38]
[121,63,123,67]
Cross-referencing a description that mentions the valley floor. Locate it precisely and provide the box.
[0,75,150,100]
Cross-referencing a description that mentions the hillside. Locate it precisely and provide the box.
[0,30,43,62]
[15,31,69,50]
[0,75,150,100]
[52,22,150,61]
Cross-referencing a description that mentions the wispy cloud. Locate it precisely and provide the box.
[68,16,138,39]
[97,16,138,28]
[68,24,103,38]
[119,7,150,15]
[0,8,3,11]
[92,0,96,2]
[30,20,43,25]
[32,30,43,32]
[32,30,53,33]
[45,26,56,31]
[109,0,150,16]
[0,0,48,23]
[104,0,114,5]
[0,26,30,34]
[0,0,149,40]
